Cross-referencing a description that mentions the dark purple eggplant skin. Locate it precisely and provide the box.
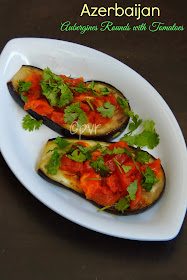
[38,138,166,216]
[7,65,130,140]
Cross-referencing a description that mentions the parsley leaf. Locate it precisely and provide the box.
[67,149,86,162]
[53,137,70,149]
[97,102,116,118]
[141,167,160,191]
[90,156,110,177]
[64,102,87,127]
[117,97,129,108]
[45,147,62,175]
[22,115,43,131]
[115,196,130,213]
[127,180,138,200]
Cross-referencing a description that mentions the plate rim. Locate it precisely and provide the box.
[0,37,186,241]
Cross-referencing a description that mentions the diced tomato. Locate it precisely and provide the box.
[141,158,161,177]
[108,141,130,150]
[88,111,95,124]
[94,112,110,125]
[106,172,124,193]
[80,161,94,173]
[25,73,42,97]
[24,99,54,116]
[91,186,123,206]
[60,75,85,87]
[116,168,135,191]
[105,153,129,172]
[60,155,83,173]
[130,183,142,210]
[80,172,101,199]
[105,93,118,107]
[77,141,90,147]
[80,102,91,113]
[123,160,139,177]
[92,151,102,161]
[51,111,64,126]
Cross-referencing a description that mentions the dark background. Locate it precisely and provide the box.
[0,0,186,279]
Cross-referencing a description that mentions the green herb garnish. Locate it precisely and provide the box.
[64,102,87,127]
[45,147,62,175]
[97,102,116,118]
[141,167,160,191]
[90,156,110,177]
[22,115,43,131]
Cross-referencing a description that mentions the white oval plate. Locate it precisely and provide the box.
[0,38,186,241]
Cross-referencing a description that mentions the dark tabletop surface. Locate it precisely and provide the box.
[0,0,186,279]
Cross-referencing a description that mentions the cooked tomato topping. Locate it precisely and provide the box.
[51,111,64,126]
[141,158,161,176]
[57,139,163,210]
[60,155,83,173]
[130,183,142,210]
[24,99,54,116]
[21,72,122,128]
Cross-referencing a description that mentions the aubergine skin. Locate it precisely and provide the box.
[7,65,130,140]
[37,138,166,216]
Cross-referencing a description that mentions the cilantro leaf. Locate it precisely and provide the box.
[141,167,160,191]
[97,102,116,118]
[121,135,136,147]
[58,84,73,107]
[115,196,130,213]
[53,137,70,149]
[129,114,142,133]
[70,82,87,93]
[102,147,125,156]
[22,115,43,131]
[67,149,86,162]
[144,120,156,133]
[117,97,129,108]
[45,147,62,175]
[122,165,132,173]
[90,156,110,177]
[127,180,138,200]
[135,149,150,164]
[100,87,110,96]
[18,80,31,93]
[42,67,63,83]
[135,131,159,149]
[64,102,87,127]
[41,83,59,107]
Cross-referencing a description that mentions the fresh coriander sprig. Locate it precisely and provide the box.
[22,115,43,131]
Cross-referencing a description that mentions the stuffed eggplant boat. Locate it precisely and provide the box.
[38,138,165,215]
[7,65,130,139]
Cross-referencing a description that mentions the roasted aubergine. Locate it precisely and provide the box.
[7,65,130,139]
[38,138,165,215]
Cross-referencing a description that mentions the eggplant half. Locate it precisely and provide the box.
[7,65,130,140]
[37,138,165,215]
